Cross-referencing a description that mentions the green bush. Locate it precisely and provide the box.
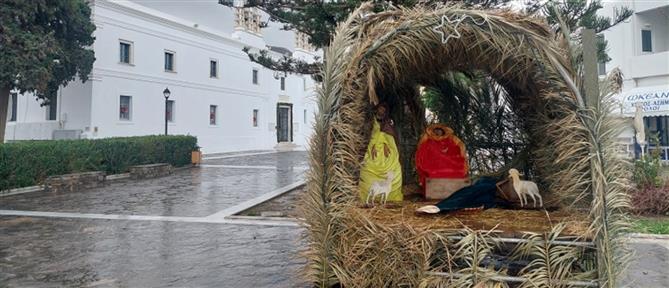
[633,155,661,188]
[633,134,663,188]
[0,135,198,191]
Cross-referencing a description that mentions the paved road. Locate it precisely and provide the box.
[0,217,305,287]
[620,237,669,288]
[0,151,309,288]
[0,150,667,287]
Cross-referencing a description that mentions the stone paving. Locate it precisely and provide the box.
[0,217,306,288]
[202,151,308,169]
[0,150,668,287]
[0,151,308,287]
[620,238,669,287]
[0,166,302,217]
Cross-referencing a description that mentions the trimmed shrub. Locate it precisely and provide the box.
[0,135,198,191]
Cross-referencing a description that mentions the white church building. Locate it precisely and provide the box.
[4,0,320,154]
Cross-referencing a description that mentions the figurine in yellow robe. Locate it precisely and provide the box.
[359,103,403,204]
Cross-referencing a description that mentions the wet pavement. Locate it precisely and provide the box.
[0,167,303,217]
[0,217,306,288]
[0,151,309,288]
[1,150,668,287]
[203,151,309,168]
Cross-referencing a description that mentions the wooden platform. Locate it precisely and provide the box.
[352,201,591,239]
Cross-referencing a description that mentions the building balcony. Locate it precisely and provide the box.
[629,50,669,80]
[633,1,669,14]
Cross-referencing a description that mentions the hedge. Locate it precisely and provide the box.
[0,135,198,191]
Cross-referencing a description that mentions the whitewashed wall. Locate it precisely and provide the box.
[60,81,93,132]
[5,0,318,154]
[600,1,669,146]
[5,91,52,140]
[601,1,669,89]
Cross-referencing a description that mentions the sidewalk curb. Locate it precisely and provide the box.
[0,185,44,197]
[225,215,302,223]
[204,180,305,220]
[202,150,273,158]
[627,233,669,240]
[202,151,279,160]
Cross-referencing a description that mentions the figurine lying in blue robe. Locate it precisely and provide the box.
[416,177,498,214]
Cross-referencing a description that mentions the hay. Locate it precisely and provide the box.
[333,206,596,288]
[349,204,591,238]
[301,3,631,287]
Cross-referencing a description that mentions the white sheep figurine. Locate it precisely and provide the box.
[508,168,543,208]
[366,171,395,206]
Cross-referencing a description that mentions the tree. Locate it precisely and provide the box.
[221,0,630,75]
[524,0,633,63]
[219,0,511,75]
[0,0,96,142]
[426,73,526,172]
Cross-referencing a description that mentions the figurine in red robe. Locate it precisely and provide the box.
[415,124,468,194]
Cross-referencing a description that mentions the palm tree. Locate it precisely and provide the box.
[422,72,528,175]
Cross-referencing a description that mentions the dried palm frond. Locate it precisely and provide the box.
[450,228,509,288]
[298,4,375,287]
[581,67,633,288]
[302,3,631,287]
[513,223,583,288]
[331,207,458,287]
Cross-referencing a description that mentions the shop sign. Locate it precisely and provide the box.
[621,85,669,115]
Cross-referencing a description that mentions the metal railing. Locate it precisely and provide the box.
[618,143,669,163]
[648,145,669,162]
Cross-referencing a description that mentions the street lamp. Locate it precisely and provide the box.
[163,87,171,135]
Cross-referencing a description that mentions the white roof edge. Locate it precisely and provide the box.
[93,0,266,50]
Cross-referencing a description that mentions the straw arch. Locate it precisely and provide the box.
[302,4,630,287]
[330,5,589,206]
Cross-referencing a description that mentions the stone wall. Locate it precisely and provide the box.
[45,171,106,193]
[129,163,173,179]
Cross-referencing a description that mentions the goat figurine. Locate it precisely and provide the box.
[508,168,543,208]
[367,171,395,206]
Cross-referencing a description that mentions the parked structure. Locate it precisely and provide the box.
[601,1,669,158]
[4,0,319,153]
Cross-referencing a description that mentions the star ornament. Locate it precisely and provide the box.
[432,14,487,45]
[432,14,464,44]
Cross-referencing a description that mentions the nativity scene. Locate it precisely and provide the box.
[302,3,630,288]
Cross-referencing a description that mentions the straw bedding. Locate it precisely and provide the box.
[349,204,591,238]
[334,204,597,288]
